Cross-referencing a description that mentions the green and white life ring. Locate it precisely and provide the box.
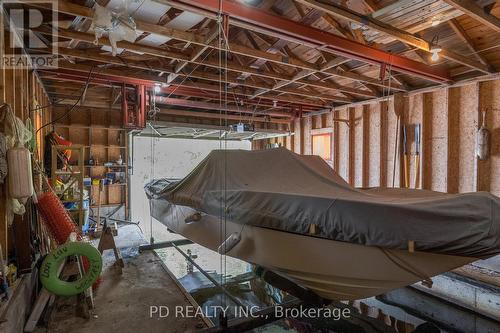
[40,242,102,296]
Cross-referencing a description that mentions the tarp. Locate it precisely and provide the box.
[145,148,500,258]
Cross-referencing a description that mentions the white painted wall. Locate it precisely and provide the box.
[130,137,251,241]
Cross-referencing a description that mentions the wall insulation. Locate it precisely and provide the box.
[257,79,500,197]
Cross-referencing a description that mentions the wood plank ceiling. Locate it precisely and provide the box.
[15,0,500,125]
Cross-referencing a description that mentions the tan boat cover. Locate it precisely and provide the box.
[145,148,500,258]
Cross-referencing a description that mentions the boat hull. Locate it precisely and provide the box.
[153,201,476,300]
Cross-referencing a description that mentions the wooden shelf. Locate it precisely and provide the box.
[52,145,85,228]
[85,145,126,149]
[68,164,126,168]
[53,108,128,216]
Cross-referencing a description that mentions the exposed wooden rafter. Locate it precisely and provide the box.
[40,74,324,111]
[158,108,291,124]
[294,0,493,74]
[37,26,386,100]
[249,4,373,99]
[362,0,380,13]
[442,0,500,32]
[154,97,292,118]
[32,1,409,92]
[448,19,493,70]
[21,0,499,117]
[37,63,348,107]
[166,0,452,82]
[52,100,290,124]
[166,23,219,84]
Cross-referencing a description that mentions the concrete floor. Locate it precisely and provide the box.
[30,219,500,333]
[474,255,500,273]
[34,225,207,333]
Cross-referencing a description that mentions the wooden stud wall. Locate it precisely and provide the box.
[293,118,301,153]
[304,117,312,155]
[269,78,500,197]
[479,81,500,194]
[353,106,364,187]
[367,102,381,187]
[0,40,51,257]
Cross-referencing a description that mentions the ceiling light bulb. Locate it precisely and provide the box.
[154,84,161,93]
[431,19,441,27]
[430,45,442,62]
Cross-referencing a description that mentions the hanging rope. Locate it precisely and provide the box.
[382,55,400,188]
[148,82,158,244]
[216,0,230,315]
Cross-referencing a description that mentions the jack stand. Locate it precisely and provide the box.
[186,249,197,274]
[98,225,124,274]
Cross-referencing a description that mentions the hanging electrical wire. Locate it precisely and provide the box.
[35,66,96,136]
[162,48,216,100]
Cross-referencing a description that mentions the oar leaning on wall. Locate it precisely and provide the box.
[414,124,421,189]
[402,125,409,188]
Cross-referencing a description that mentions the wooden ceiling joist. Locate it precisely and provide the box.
[23,0,500,112]
[37,64,335,111]
[32,1,408,93]
[294,0,493,74]
[40,28,379,100]
[162,66,353,103]
[174,81,324,108]
[158,108,291,124]
[168,0,453,82]
[234,7,322,84]
[44,49,354,103]
[166,24,219,84]
[41,73,325,110]
[51,100,290,124]
[442,0,500,32]
[448,19,493,70]
[154,97,293,118]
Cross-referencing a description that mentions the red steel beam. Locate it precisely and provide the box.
[173,0,452,83]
